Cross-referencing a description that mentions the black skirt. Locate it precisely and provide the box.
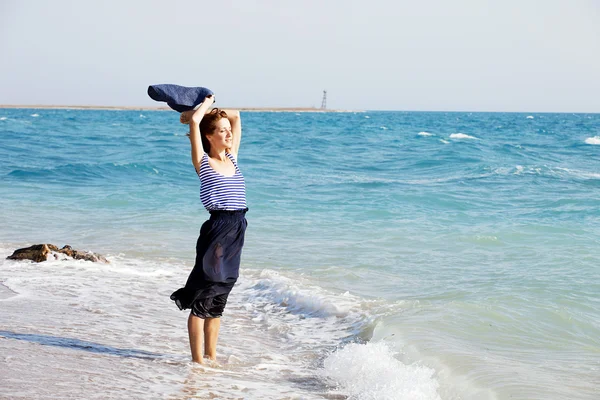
[170,209,248,314]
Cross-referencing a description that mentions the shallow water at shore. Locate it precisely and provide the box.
[1,109,599,399]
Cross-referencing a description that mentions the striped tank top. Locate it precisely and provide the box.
[198,152,247,211]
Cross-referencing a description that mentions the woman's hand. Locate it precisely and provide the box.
[202,94,215,108]
[192,95,215,123]
[179,95,215,124]
[180,110,193,124]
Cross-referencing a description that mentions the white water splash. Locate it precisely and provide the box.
[321,342,441,400]
[449,133,478,140]
[584,136,600,145]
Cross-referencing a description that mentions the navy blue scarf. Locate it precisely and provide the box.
[147,84,214,112]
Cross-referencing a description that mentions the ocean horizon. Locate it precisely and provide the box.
[2,105,598,113]
[1,107,599,399]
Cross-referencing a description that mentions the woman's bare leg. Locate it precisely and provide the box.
[187,313,204,363]
[203,317,221,360]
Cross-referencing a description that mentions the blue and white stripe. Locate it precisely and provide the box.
[198,152,247,211]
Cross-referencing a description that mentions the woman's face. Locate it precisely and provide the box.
[207,118,232,150]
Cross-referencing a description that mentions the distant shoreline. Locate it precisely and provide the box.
[0,105,360,113]
[4,105,596,114]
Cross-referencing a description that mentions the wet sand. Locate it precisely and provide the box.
[0,281,16,299]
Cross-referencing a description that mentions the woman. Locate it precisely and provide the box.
[170,95,248,364]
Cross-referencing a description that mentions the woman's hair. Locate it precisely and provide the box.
[200,108,228,153]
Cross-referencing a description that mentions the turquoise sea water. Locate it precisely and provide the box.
[1,108,599,399]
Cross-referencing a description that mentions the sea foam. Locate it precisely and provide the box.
[449,133,478,140]
[321,342,441,400]
[584,136,600,145]
[242,269,360,318]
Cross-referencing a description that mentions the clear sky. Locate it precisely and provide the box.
[1,0,599,112]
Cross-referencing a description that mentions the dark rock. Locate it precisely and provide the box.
[7,244,109,263]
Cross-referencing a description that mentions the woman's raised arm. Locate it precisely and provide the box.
[220,109,242,158]
[182,95,215,173]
